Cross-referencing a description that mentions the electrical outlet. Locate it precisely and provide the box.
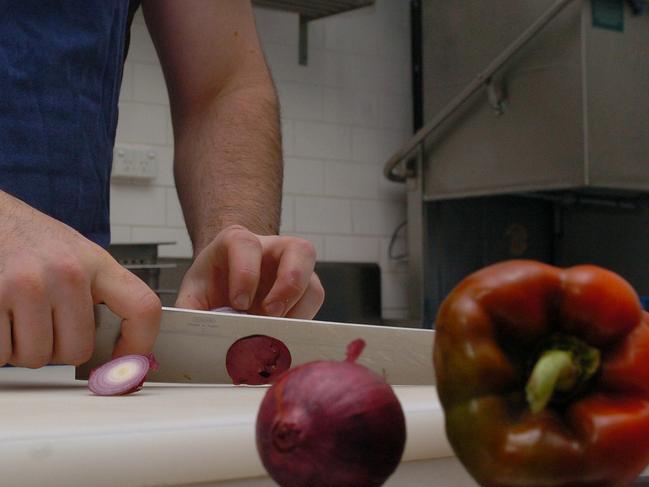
[136,150,158,179]
[112,147,158,181]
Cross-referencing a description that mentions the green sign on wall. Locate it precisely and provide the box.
[592,0,625,31]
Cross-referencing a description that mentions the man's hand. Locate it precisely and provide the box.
[0,192,161,368]
[175,225,324,319]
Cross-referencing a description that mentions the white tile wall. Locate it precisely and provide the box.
[133,63,168,105]
[119,62,135,101]
[276,82,323,121]
[323,88,380,127]
[324,9,381,55]
[321,50,351,88]
[110,184,166,226]
[253,7,299,46]
[352,200,406,236]
[281,119,295,156]
[294,196,353,234]
[151,146,175,187]
[110,225,131,244]
[116,102,169,146]
[324,162,379,199]
[126,23,158,64]
[262,42,326,85]
[284,158,325,195]
[280,195,295,234]
[324,235,380,263]
[165,188,185,227]
[379,94,413,130]
[352,127,410,164]
[293,121,352,160]
[112,0,412,319]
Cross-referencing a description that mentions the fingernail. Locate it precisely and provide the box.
[233,293,250,309]
[265,301,285,317]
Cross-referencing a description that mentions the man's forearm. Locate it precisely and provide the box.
[172,80,283,255]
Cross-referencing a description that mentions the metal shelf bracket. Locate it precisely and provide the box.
[252,0,376,66]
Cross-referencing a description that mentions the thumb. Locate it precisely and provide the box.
[92,255,161,358]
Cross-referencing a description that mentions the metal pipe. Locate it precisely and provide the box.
[383,0,580,183]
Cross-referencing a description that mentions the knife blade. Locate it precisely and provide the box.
[76,305,435,385]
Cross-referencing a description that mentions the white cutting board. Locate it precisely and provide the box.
[0,366,463,487]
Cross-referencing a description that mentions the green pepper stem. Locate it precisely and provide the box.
[525,335,601,414]
[526,350,577,414]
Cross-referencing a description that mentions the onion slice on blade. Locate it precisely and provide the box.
[226,335,292,385]
[88,354,158,396]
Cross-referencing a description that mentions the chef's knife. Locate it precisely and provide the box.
[76,305,435,385]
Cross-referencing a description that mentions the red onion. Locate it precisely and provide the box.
[255,339,406,487]
[226,334,291,385]
[88,353,159,396]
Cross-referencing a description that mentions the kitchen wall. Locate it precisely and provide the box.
[111,1,412,320]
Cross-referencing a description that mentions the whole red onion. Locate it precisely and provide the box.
[226,334,292,385]
[255,339,406,487]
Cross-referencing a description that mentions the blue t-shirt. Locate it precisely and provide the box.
[0,1,138,247]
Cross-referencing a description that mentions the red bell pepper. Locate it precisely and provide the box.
[433,260,649,486]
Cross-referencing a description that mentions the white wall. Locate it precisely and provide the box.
[111,1,412,320]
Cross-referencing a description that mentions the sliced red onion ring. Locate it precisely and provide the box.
[88,354,157,396]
